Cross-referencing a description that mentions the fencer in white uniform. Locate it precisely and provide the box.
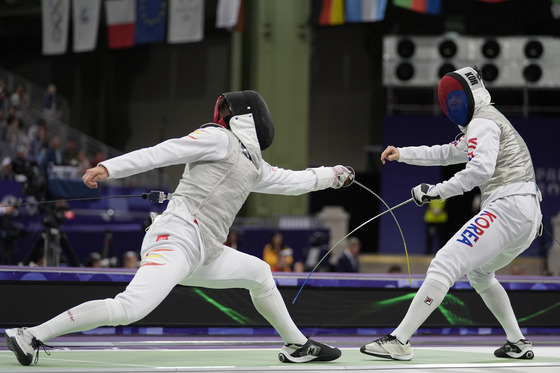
[6,91,353,366]
[361,67,542,361]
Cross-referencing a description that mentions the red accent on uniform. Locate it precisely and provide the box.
[66,309,75,322]
[194,219,198,225]
[213,95,227,128]
[140,262,166,268]
[156,235,169,242]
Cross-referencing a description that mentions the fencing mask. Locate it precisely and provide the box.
[438,66,489,126]
[213,90,275,150]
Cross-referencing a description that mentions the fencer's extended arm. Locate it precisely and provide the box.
[99,127,228,179]
[433,118,500,200]
[252,161,338,195]
[398,139,468,166]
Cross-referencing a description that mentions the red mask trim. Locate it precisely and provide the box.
[213,95,225,127]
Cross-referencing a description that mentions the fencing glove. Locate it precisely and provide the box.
[332,165,355,189]
[411,183,441,206]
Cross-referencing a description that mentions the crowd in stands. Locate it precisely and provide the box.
[0,79,107,192]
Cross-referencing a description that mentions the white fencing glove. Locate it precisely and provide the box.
[332,165,355,189]
[411,183,441,206]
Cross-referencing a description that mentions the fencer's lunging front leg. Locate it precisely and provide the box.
[250,273,307,345]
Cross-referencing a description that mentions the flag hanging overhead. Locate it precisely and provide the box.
[135,0,167,44]
[73,0,101,52]
[168,0,204,43]
[310,0,345,26]
[105,0,136,49]
[42,0,70,55]
[345,0,387,22]
[393,0,442,15]
[216,0,241,29]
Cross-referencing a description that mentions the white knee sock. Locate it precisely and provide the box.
[28,299,126,342]
[251,288,307,345]
[392,277,449,343]
[478,282,524,342]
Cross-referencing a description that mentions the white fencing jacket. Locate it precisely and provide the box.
[100,114,335,264]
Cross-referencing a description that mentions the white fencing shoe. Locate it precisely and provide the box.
[360,334,413,361]
[5,328,51,366]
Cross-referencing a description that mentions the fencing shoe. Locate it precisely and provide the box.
[494,339,534,359]
[278,338,341,363]
[360,334,413,361]
[5,328,51,366]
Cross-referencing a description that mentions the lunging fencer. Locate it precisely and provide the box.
[361,66,542,361]
[6,90,354,366]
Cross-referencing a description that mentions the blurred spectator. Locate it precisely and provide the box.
[10,84,28,114]
[388,265,403,274]
[0,111,7,153]
[293,261,305,272]
[44,83,59,120]
[64,137,79,166]
[123,251,140,269]
[4,116,29,160]
[224,229,241,250]
[263,232,293,272]
[27,119,50,164]
[511,264,528,276]
[336,236,361,273]
[0,80,7,112]
[45,136,65,168]
[12,144,44,198]
[85,252,102,268]
[90,148,106,167]
[424,199,448,254]
[0,157,12,180]
[0,204,15,216]
[75,149,90,174]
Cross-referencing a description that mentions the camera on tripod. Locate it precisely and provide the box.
[302,231,330,272]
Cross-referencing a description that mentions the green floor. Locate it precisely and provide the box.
[2,348,560,372]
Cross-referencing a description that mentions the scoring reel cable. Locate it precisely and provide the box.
[292,180,413,304]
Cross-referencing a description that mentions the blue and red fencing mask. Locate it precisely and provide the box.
[438,67,485,126]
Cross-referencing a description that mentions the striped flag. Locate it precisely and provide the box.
[105,0,136,49]
[310,0,345,26]
[393,0,441,15]
[345,0,387,22]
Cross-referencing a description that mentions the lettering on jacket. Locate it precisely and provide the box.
[467,138,477,161]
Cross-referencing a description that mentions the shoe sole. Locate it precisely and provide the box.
[360,346,413,361]
[278,347,341,363]
[495,350,534,359]
[278,352,317,363]
[5,330,33,366]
